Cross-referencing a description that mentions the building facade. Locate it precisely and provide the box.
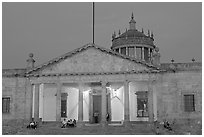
[2,14,202,126]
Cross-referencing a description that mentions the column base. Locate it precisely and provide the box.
[123,120,131,127]
[101,121,107,127]
[77,121,84,127]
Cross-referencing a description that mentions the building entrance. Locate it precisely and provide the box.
[90,93,111,123]
[93,95,102,123]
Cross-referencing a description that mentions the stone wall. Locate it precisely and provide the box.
[2,77,32,121]
[155,70,202,122]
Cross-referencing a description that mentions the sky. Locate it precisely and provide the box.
[2,2,202,69]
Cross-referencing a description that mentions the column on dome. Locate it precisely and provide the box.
[134,46,137,58]
[142,47,145,61]
[126,47,128,56]
[119,48,121,54]
[148,48,150,62]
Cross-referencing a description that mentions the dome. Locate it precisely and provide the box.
[119,29,148,38]
[111,13,155,49]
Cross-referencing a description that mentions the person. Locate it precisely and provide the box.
[67,119,74,127]
[27,120,37,129]
[106,113,109,122]
[61,118,67,128]
[164,120,172,131]
[73,119,76,127]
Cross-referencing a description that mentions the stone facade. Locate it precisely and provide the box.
[2,44,202,126]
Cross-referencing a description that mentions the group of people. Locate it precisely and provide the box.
[61,118,76,128]
[27,120,38,129]
[163,120,172,131]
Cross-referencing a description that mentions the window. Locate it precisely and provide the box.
[121,47,126,55]
[115,48,119,53]
[184,94,195,112]
[2,97,10,113]
[144,47,149,61]
[61,93,68,117]
[136,91,148,117]
[128,47,135,57]
[136,47,142,59]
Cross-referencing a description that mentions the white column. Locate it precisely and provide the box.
[78,83,83,124]
[142,47,145,61]
[126,47,128,56]
[56,82,62,122]
[134,46,137,58]
[101,81,107,126]
[119,48,121,54]
[148,48,151,62]
[34,84,40,121]
[124,80,130,125]
[148,81,154,122]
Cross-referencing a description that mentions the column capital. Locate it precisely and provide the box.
[124,80,130,84]
[101,81,107,87]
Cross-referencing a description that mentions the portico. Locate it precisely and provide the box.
[30,73,156,126]
[27,43,158,125]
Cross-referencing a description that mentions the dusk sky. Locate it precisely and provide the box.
[2,2,202,69]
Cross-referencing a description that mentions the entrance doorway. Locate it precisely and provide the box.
[91,93,111,123]
[93,95,101,123]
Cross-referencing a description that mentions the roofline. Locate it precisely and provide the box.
[26,43,160,74]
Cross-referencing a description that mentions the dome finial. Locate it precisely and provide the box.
[131,12,134,19]
[151,31,154,38]
[118,29,121,35]
[148,30,150,36]
[129,12,136,30]
[142,28,144,33]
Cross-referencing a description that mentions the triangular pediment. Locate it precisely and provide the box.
[28,44,156,75]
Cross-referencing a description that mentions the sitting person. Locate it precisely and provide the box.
[61,118,67,128]
[73,119,76,127]
[164,120,172,131]
[27,120,37,129]
[67,119,75,127]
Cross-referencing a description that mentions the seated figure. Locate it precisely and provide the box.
[61,118,67,128]
[27,121,37,129]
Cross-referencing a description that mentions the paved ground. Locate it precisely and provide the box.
[2,122,202,135]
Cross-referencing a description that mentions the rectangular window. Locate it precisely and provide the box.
[136,91,148,117]
[115,48,119,53]
[121,47,126,55]
[144,47,149,61]
[136,47,142,59]
[184,94,195,112]
[2,97,10,113]
[128,47,135,57]
[61,93,68,117]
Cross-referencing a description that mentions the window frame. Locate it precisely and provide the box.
[181,91,197,113]
[135,91,149,117]
[2,97,11,114]
[183,94,195,112]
